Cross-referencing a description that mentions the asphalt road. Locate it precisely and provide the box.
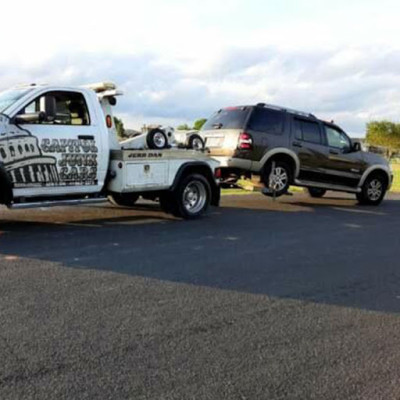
[1,192,400,399]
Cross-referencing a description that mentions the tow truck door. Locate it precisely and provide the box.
[10,89,106,198]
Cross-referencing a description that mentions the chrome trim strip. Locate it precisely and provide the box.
[10,197,107,209]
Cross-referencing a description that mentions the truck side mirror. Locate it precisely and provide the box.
[352,142,361,152]
[14,111,46,124]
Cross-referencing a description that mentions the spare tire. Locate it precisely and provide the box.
[188,134,205,150]
[147,128,168,149]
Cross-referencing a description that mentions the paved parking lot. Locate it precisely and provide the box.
[1,192,400,399]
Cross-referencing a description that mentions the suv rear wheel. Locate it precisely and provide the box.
[307,187,327,198]
[356,174,387,205]
[263,161,292,197]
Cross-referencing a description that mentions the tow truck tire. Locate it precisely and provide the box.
[171,173,211,219]
[108,193,139,207]
[188,134,205,150]
[147,128,168,150]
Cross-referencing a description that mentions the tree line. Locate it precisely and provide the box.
[366,121,400,159]
[176,119,207,131]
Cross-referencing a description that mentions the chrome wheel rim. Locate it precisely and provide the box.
[192,137,203,150]
[269,166,288,192]
[367,179,383,201]
[183,181,207,213]
[153,132,166,148]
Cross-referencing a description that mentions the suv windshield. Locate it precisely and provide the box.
[202,107,250,130]
[0,88,33,114]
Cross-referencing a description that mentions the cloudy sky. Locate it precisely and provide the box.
[2,0,400,136]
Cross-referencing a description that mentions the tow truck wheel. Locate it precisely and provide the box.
[171,174,211,219]
[147,128,168,149]
[108,193,139,207]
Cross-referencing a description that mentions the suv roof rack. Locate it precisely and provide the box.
[256,103,317,119]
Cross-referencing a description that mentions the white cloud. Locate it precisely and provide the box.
[1,0,400,136]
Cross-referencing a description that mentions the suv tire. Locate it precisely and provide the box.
[356,174,387,205]
[263,161,292,197]
[307,187,327,198]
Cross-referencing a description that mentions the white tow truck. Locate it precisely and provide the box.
[0,82,220,219]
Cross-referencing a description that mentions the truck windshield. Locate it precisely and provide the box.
[0,88,33,114]
[202,107,250,130]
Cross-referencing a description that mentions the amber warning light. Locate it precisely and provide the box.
[106,115,113,128]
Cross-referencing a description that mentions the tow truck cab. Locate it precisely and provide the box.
[0,83,220,219]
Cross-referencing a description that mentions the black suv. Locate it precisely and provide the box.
[201,104,393,205]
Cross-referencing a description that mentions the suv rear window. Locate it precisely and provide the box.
[247,107,284,134]
[202,107,249,130]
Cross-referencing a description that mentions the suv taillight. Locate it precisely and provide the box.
[238,132,253,150]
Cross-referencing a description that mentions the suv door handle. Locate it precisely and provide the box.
[329,149,339,155]
[292,141,302,148]
[78,135,94,140]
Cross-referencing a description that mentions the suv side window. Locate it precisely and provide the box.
[325,125,351,152]
[18,91,90,126]
[247,108,284,134]
[294,118,322,144]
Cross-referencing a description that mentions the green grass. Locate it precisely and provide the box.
[391,164,400,192]
[221,188,254,196]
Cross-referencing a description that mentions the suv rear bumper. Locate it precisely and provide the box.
[212,156,252,171]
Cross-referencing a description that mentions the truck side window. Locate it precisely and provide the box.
[294,118,321,145]
[325,125,351,152]
[247,108,284,134]
[18,91,90,126]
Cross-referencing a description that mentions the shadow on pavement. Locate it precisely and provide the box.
[1,195,400,314]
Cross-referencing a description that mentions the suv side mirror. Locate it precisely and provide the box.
[14,111,46,124]
[352,142,361,152]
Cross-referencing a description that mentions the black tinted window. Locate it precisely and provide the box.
[19,91,90,126]
[325,125,351,150]
[295,119,321,144]
[294,120,303,140]
[247,108,284,134]
[202,107,249,130]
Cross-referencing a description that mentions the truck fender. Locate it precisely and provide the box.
[170,161,220,206]
[358,165,392,189]
[0,163,13,206]
[258,148,301,178]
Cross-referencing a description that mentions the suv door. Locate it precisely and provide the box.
[11,90,105,198]
[291,117,329,182]
[323,124,366,187]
